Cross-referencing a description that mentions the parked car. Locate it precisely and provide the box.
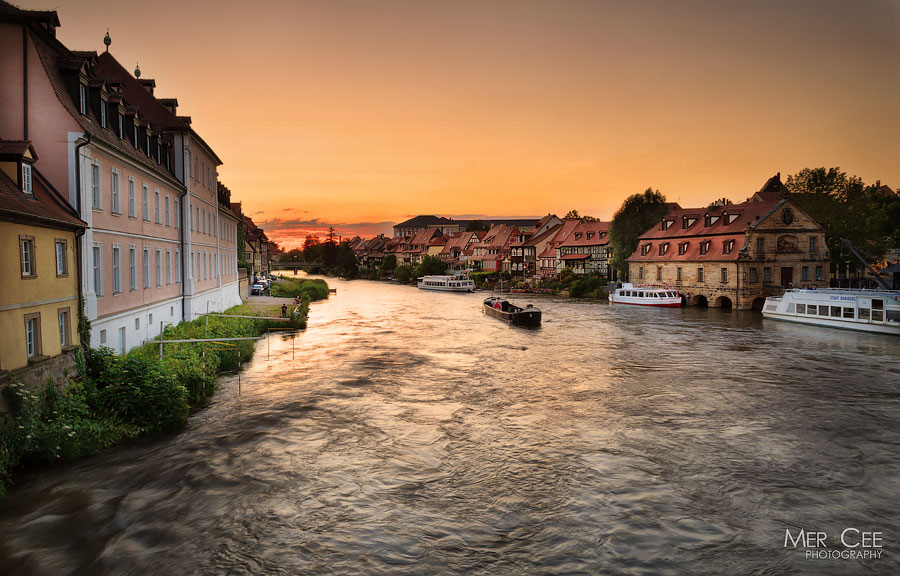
[250,283,265,295]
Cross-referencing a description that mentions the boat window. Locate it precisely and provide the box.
[818,306,829,316]
[859,308,870,321]
[873,310,884,322]
[843,307,854,319]
[796,304,805,314]
[830,306,841,317]
[787,303,795,313]
[807,305,817,315]
[887,310,900,323]
[873,299,884,310]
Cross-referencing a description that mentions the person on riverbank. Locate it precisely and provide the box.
[281,303,288,318]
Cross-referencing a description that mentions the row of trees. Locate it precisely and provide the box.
[279,227,359,278]
[605,168,899,279]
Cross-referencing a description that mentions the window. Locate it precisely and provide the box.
[92,244,103,296]
[764,267,772,282]
[697,267,704,283]
[194,156,199,181]
[129,246,136,291]
[757,237,764,254]
[802,266,809,281]
[807,305,818,315]
[722,240,734,255]
[174,198,180,228]
[203,209,207,234]
[100,100,107,128]
[111,170,121,214]
[58,308,71,348]
[203,252,207,280]
[699,241,710,255]
[133,124,138,149]
[676,267,682,281]
[638,266,644,280]
[112,245,121,294]
[146,134,151,157]
[659,243,669,256]
[118,114,124,139]
[175,249,181,283]
[20,235,36,277]
[830,306,841,318]
[142,184,149,220]
[165,195,171,226]
[143,247,150,288]
[810,237,817,253]
[190,203,194,230]
[721,268,728,283]
[166,249,172,284]
[815,266,823,281]
[55,239,68,276]
[641,244,651,256]
[79,83,87,115]
[91,164,101,210]
[196,206,200,232]
[678,243,688,255]
[749,268,758,283]
[796,304,805,314]
[155,249,161,286]
[22,163,33,194]
[656,266,662,281]
[128,178,136,217]
[25,313,41,358]
[843,307,854,319]
[155,190,161,224]
[119,326,126,355]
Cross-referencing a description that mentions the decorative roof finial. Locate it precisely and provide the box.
[134,63,141,78]
[103,29,111,51]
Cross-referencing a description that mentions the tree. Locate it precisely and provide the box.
[394,264,414,283]
[303,235,320,251]
[608,188,670,280]
[325,226,338,246]
[380,253,397,276]
[466,220,489,232]
[284,248,303,262]
[786,167,898,270]
[416,255,446,277]
[335,241,359,279]
[564,209,580,220]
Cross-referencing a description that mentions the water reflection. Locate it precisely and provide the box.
[1,278,898,575]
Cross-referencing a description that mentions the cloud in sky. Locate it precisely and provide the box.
[261,216,395,249]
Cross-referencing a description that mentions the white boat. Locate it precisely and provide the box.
[762,288,900,335]
[609,283,682,307]
[417,275,475,292]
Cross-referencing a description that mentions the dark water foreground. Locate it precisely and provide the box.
[1,278,898,575]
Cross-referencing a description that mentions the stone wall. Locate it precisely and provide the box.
[0,351,77,417]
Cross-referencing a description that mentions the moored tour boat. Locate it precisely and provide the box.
[483,297,542,326]
[762,288,900,335]
[609,283,682,307]
[417,275,475,292]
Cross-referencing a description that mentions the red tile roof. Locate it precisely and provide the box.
[0,155,85,230]
[558,220,610,247]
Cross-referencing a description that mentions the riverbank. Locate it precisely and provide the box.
[0,284,328,499]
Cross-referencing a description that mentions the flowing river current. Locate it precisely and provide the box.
[1,278,899,575]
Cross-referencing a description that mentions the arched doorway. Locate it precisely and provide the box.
[691,294,708,307]
[751,297,766,311]
[715,296,733,309]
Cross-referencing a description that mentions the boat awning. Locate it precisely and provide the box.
[561,254,590,260]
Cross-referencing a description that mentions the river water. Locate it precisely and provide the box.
[1,278,898,575]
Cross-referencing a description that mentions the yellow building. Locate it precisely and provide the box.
[0,141,85,377]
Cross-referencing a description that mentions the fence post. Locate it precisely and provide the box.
[238,349,241,395]
[159,321,163,359]
[202,348,206,399]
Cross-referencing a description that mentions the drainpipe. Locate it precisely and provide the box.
[22,24,28,140]
[73,133,91,346]
[180,187,188,321]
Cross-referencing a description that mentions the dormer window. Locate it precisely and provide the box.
[587,232,594,240]
[678,242,688,255]
[704,214,720,227]
[118,114,124,139]
[133,124,139,149]
[79,83,87,115]
[723,240,735,254]
[659,242,669,256]
[727,213,739,224]
[22,164,33,194]
[700,240,710,255]
[146,134,151,157]
[641,243,651,256]
[661,219,673,231]
[100,100,107,128]
[574,233,582,240]
[683,217,697,229]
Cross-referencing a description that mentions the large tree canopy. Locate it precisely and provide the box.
[416,255,447,277]
[786,167,900,267]
[608,188,670,279]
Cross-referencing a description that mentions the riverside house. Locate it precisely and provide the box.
[0,141,85,381]
[472,224,518,273]
[538,219,580,277]
[0,2,240,354]
[438,230,484,270]
[555,220,611,277]
[626,175,829,310]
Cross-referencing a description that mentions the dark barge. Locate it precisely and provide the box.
[483,297,542,327]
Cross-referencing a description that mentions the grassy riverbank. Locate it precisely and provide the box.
[0,288,327,499]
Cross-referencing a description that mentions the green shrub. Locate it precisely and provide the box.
[97,356,189,434]
[569,276,605,298]
[394,265,413,283]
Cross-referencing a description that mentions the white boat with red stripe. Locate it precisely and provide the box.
[609,283,682,307]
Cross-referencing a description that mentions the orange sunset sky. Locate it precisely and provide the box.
[20,0,900,248]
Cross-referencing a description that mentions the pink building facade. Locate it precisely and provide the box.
[0,4,241,353]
